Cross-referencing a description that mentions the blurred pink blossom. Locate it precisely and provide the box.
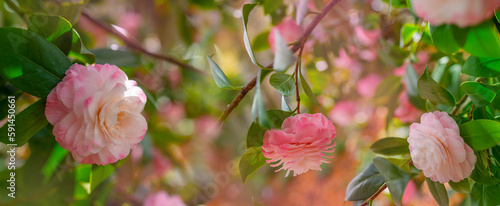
[152,148,172,177]
[296,0,309,25]
[158,102,185,126]
[408,111,476,183]
[143,191,186,206]
[354,25,381,47]
[194,115,221,140]
[45,64,147,165]
[410,0,500,28]
[394,90,423,123]
[402,180,417,205]
[262,113,336,177]
[334,48,362,73]
[117,12,142,37]
[356,74,383,98]
[268,18,304,52]
[358,48,378,61]
[394,52,429,76]
[328,100,356,126]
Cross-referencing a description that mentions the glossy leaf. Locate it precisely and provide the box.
[460,82,496,107]
[28,14,73,55]
[207,56,235,89]
[239,147,267,183]
[252,30,270,52]
[426,178,449,206]
[272,30,295,72]
[449,178,470,195]
[345,163,385,201]
[429,24,460,54]
[370,137,410,156]
[460,120,500,151]
[470,183,500,206]
[0,99,48,146]
[462,56,500,78]
[418,67,456,106]
[0,28,71,97]
[269,73,295,96]
[373,157,410,206]
[460,20,500,58]
[400,23,418,46]
[69,29,95,64]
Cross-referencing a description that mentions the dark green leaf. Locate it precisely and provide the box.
[91,48,140,68]
[90,164,116,192]
[300,71,326,115]
[42,143,68,183]
[460,120,500,151]
[263,0,283,14]
[206,56,235,89]
[449,178,470,195]
[373,157,411,206]
[239,147,267,183]
[426,100,439,112]
[429,24,460,54]
[370,137,410,156]
[470,150,500,185]
[345,163,385,201]
[404,63,426,110]
[0,99,49,146]
[425,178,449,206]
[0,28,71,97]
[460,20,500,58]
[272,30,295,72]
[252,31,270,52]
[462,56,500,78]
[269,73,295,96]
[418,67,456,106]
[28,14,73,55]
[461,82,496,107]
[69,29,95,64]
[246,110,293,148]
[470,183,500,206]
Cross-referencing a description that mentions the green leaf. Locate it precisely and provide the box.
[42,143,68,183]
[239,147,267,183]
[242,3,263,67]
[373,76,402,105]
[425,178,449,206]
[470,183,500,206]
[69,29,95,64]
[418,67,456,106]
[400,23,418,46]
[460,120,500,151]
[252,70,271,129]
[269,73,295,96]
[281,95,291,111]
[449,178,470,195]
[28,14,73,55]
[370,137,410,156]
[404,63,426,110]
[462,56,500,78]
[373,157,411,206]
[426,100,439,112]
[300,71,326,115]
[246,110,293,148]
[90,164,116,192]
[91,48,140,68]
[272,30,295,72]
[0,28,72,97]
[470,150,500,185]
[345,163,385,201]
[460,20,500,58]
[252,30,270,52]
[206,56,235,89]
[429,24,460,54]
[461,82,496,107]
[74,164,92,200]
[0,99,48,146]
[263,0,283,14]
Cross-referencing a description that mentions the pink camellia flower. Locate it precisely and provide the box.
[410,0,500,28]
[356,74,383,99]
[262,113,336,177]
[268,18,304,52]
[394,90,423,123]
[45,64,147,165]
[408,111,476,183]
[354,25,381,47]
[143,191,186,206]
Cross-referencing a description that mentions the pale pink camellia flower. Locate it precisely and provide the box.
[328,100,356,126]
[45,64,147,165]
[268,18,304,52]
[410,0,500,28]
[262,113,336,177]
[354,25,381,47]
[143,191,186,206]
[394,90,423,123]
[356,74,383,99]
[408,111,476,183]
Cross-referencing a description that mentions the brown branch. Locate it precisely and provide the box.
[218,0,341,122]
[360,183,388,206]
[450,94,468,115]
[79,11,203,73]
[295,44,305,114]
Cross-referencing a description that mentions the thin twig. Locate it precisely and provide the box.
[294,43,305,114]
[451,94,468,115]
[360,184,388,206]
[218,0,341,122]
[79,11,203,73]
[5,0,28,24]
